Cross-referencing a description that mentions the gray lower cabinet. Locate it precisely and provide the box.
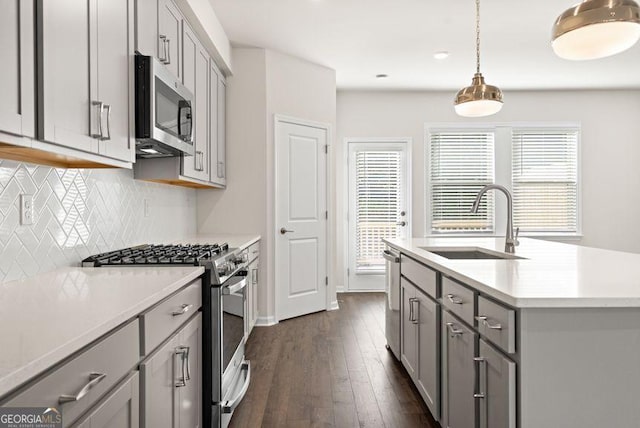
[442,311,476,428]
[39,0,133,162]
[72,372,140,428]
[477,339,516,428]
[0,0,35,138]
[401,277,440,419]
[140,313,202,428]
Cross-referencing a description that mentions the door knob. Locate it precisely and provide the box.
[280,228,295,235]
[396,221,406,227]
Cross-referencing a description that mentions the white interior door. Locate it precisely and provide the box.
[276,118,328,321]
[347,140,410,291]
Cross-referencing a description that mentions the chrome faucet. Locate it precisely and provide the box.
[470,184,520,254]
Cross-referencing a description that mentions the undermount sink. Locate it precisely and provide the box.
[420,247,525,260]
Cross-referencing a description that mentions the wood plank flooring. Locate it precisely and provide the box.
[229,293,439,428]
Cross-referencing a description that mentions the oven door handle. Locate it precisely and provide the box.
[221,361,251,414]
[223,276,248,295]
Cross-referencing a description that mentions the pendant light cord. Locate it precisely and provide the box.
[476,0,481,74]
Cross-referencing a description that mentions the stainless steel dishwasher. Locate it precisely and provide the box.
[383,245,401,360]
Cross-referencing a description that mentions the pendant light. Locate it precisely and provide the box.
[552,0,640,60]
[454,0,503,118]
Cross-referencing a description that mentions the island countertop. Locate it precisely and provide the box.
[0,266,204,399]
[383,237,640,308]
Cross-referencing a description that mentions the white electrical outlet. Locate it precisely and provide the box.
[20,194,34,225]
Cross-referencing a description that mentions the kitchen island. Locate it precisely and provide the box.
[384,237,640,428]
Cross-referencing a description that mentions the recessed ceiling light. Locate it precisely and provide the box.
[376,74,388,79]
[433,51,450,60]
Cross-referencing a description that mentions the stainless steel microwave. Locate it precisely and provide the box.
[134,55,195,158]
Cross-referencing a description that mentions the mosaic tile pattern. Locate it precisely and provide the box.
[0,159,197,283]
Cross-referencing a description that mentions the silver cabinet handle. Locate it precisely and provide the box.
[474,357,487,399]
[217,161,225,178]
[251,268,258,285]
[184,346,191,381]
[159,35,167,63]
[59,372,106,404]
[171,303,194,316]
[447,294,464,305]
[103,104,111,141]
[92,101,105,139]
[221,362,251,413]
[175,346,188,387]
[409,298,419,324]
[165,38,171,65]
[382,249,400,263]
[280,228,294,235]
[408,296,414,322]
[195,151,204,171]
[446,322,463,337]
[476,315,502,330]
[396,221,407,227]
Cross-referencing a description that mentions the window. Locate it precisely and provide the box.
[512,128,579,233]
[428,130,495,233]
[355,150,404,272]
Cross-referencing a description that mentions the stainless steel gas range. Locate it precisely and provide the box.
[82,242,251,428]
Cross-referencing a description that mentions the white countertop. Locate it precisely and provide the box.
[0,266,204,398]
[384,237,640,309]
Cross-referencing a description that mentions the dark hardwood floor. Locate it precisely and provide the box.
[229,292,438,428]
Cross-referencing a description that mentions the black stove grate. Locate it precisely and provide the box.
[82,243,230,266]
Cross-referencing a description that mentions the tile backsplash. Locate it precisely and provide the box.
[0,159,196,283]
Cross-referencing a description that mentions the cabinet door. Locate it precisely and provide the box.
[158,0,182,81]
[40,0,99,153]
[443,311,476,428]
[140,332,180,428]
[135,0,158,56]
[477,339,516,428]
[73,372,140,428]
[216,77,227,185]
[181,24,209,182]
[0,0,35,137]
[176,314,202,428]
[208,63,220,184]
[400,278,418,378]
[96,0,133,162]
[416,291,440,420]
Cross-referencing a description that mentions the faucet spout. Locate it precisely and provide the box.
[470,184,520,253]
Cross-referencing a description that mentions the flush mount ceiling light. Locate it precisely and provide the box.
[552,0,640,60]
[454,0,503,118]
[433,51,450,60]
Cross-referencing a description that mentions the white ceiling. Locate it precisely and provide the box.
[208,0,640,90]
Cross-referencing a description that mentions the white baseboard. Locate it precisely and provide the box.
[338,289,386,293]
[328,300,340,311]
[336,284,345,293]
[255,316,278,327]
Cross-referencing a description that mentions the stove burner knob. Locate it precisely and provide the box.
[217,262,233,276]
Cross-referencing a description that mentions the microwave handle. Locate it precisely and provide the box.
[177,102,193,144]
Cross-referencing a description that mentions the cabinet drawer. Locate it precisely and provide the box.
[6,320,139,427]
[401,255,437,298]
[442,276,476,326]
[477,296,516,354]
[140,280,201,355]
[247,241,260,262]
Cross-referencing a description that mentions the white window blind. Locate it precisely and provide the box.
[512,129,578,233]
[429,130,495,233]
[355,151,403,272]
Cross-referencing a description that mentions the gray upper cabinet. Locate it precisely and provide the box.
[0,0,35,138]
[182,23,210,183]
[72,372,140,428]
[39,0,133,162]
[442,311,476,428]
[215,76,227,186]
[477,339,516,428]
[158,0,182,81]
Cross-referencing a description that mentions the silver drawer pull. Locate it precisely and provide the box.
[92,101,105,139]
[446,322,463,337]
[447,294,464,305]
[59,372,106,404]
[172,304,194,316]
[159,35,167,62]
[175,346,189,387]
[476,315,502,330]
[473,357,487,399]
